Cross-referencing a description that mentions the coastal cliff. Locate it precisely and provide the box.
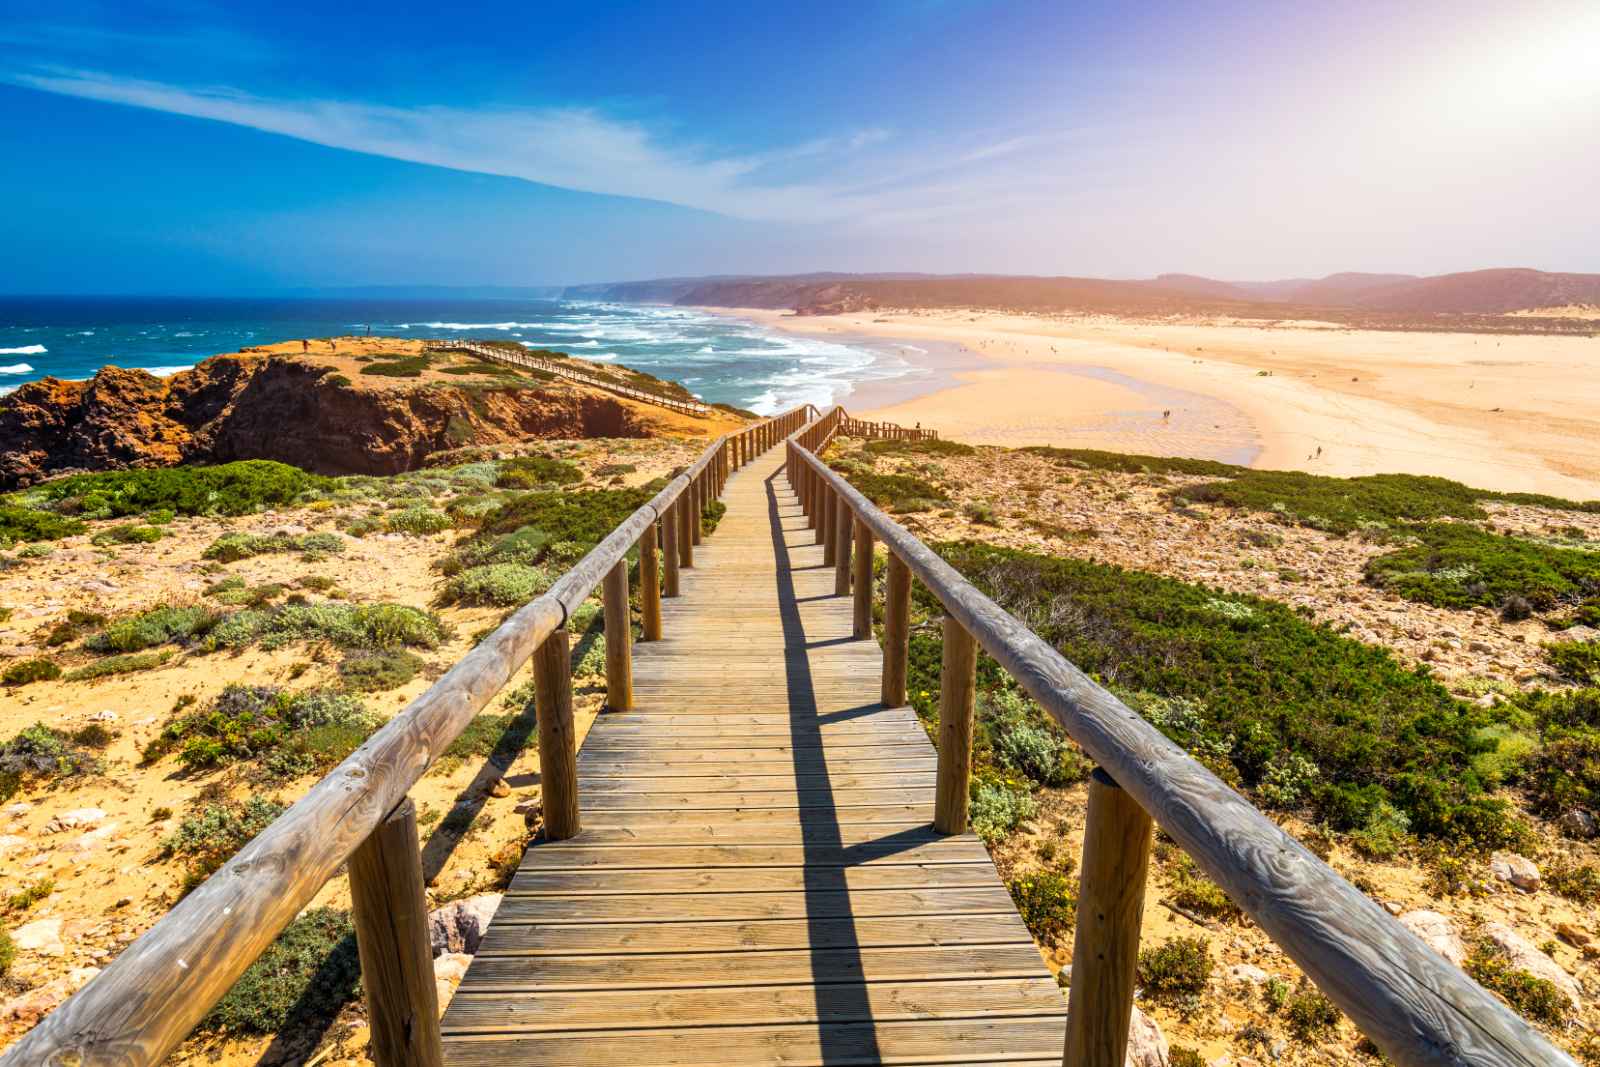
[0,351,656,490]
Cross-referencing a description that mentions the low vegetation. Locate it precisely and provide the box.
[2,657,61,685]
[15,460,328,523]
[163,796,288,892]
[495,455,582,489]
[145,685,382,776]
[63,649,174,682]
[0,724,100,802]
[1007,871,1076,946]
[913,541,1519,847]
[1465,941,1570,1026]
[1138,936,1213,1005]
[204,530,344,562]
[1364,523,1600,611]
[199,907,361,1035]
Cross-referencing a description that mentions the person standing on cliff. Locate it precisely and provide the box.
[302,339,309,353]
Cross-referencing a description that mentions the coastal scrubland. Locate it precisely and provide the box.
[824,434,1600,1065]
[0,434,726,1064]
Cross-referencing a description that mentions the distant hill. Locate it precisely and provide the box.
[565,267,1600,318]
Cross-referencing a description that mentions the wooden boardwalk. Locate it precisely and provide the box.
[440,446,1065,1066]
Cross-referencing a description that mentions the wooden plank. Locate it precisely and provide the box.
[459,943,1053,991]
[580,787,935,811]
[442,977,1065,1033]
[491,886,1020,924]
[505,864,1000,896]
[580,771,937,794]
[519,839,991,869]
[440,1017,1068,1067]
[474,913,1035,957]
[579,805,933,829]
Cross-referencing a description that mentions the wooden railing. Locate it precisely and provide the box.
[0,406,815,1067]
[837,412,938,441]
[439,338,715,417]
[788,407,1574,1067]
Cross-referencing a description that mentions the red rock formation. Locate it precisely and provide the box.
[0,356,653,490]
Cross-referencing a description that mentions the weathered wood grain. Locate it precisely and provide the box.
[1062,768,1153,1067]
[935,615,979,835]
[349,799,443,1067]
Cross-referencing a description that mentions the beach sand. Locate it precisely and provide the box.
[728,307,1600,499]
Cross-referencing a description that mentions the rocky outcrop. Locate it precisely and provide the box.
[1398,910,1467,967]
[1482,923,1583,1010]
[428,892,502,956]
[0,355,656,490]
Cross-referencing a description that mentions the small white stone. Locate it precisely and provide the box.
[10,918,65,956]
[1489,851,1540,892]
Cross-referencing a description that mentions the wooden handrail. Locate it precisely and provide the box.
[787,407,1574,1067]
[440,339,716,417]
[0,404,815,1067]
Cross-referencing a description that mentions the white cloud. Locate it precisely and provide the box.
[9,68,1014,224]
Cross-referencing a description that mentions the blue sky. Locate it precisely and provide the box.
[2,0,1597,292]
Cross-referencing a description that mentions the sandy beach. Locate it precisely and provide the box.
[727,307,1600,499]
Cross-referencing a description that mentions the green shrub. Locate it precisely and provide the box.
[64,650,173,682]
[1346,801,1412,860]
[1022,446,1235,477]
[1503,688,1599,817]
[87,603,220,652]
[0,930,12,975]
[702,498,727,535]
[33,460,327,519]
[1284,989,1342,1042]
[205,602,448,653]
[1138,936,1212,1002]
[2,658,61,685]
[1008,871,1076,945]
[359,355,432,377]
[496,455,582,489]
[1547,640,1600,684]
[475,486,656,542]
[864,438,976,458]
[164,796,287,888]
[1544,857,1600,903]
[981,688,1087,786]
[970,781,1036,843]
[90,523,165,546]
[438,563,551,607]
[0,505,86,543]
[920,541,1515,846]
[441,705,539,767]
[1465,942,1570,1025]
[1365,524,1600,610]
[1167,854,1242,922]
[203,531,345,562]
[0,724,99,801]
[338,650,424,692]
[148,685,380,773]
[1168,1049,1206,1067]
[838,471,948,512]
[44,609,108,647]
[385,506,454,536]
[199,908,361,1034]
[206,579,287,607]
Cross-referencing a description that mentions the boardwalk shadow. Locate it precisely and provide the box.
[765,469,939,1061]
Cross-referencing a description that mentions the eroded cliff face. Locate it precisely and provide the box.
[0,356,653,489]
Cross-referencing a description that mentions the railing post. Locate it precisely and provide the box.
[603,559,632,710]
[882,552,911,707]
[816,482,831,547]
[534,627,580,840]
[641,521,663,637]
[1063,769,1154,1067]
[690,474,704,546]
[662,502,681,596]
[822,484,837,562]
[349,798,443,1067]
[852,519,873,638]
[679,484,695,568]
[934,616,978,834]
[834,496,852,595]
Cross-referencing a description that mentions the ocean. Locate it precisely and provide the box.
[0,296,917,415]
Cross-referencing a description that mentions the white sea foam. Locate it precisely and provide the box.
[0,345,46,356]
[0,363,34,374]
[0,384,18,398]
[399,321,545,330]
[139,365,193,377]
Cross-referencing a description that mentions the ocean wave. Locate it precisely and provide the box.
[400,321,545,330]
[0,362,34,374]
[139,365,193,377]
[0,384,18,398]
[0,345,46,355]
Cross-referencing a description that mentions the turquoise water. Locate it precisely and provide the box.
[0,297,914,414]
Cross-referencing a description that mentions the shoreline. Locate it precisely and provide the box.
[716,306,1600,499]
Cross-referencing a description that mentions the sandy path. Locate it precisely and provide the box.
[727,308,1600,499]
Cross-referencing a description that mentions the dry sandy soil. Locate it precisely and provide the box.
[730,307,1600,500]
[0,436,705,1065]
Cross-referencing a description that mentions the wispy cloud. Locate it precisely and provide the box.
[7,67,1052,226]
